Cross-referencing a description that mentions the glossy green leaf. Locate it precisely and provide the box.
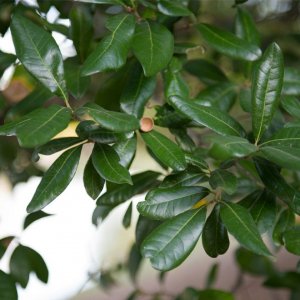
[283,227,300,255]
[163,68,189,99]
[157,0,191,17]
[252,43,284,144]
[235,8,260,45]
[197,23,261,61]
[128,243,143,282]
[10,244,48,288]
[235,247,275,276]
[220,201,271,256]
[254,158,300,214]
[0,271,18,300]
[70,5,93,62]
[184,59,228,85]
[141,207,206,271]
[169,95,245,137]
[209,136,257,158]
[283,67,300,96]
[141,130,187,171]
[138,186,209,220]
[83,158,105,200]
[97,171,160,205]
[23,211,52,229]
[209,169,237,195]
[202,205,229,258]
[120,63,156,118]
[132,21,174,76]
[92,144,132,185]
[92,205,114,226]
[0,50,16,77]
[272,208,295,245]
[0,237,14,260]
[82,14,135,76]
[76,103,139,133]
[194,82,236,112]
[122,201,132,229]
[113,134,137,168]
[185,150,208,171]
[281,96,300,119]
[239,87,252,112]
[170,128,196,153]
[27,146,82,213]
[10,15,67,99]
[239,190,276,234]
[160,168,207,188]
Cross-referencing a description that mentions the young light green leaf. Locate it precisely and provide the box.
[92,144,132,185]
[252,43,284,144]
[97,171,160,205]
[10,244,48,288]
[82,14,135,76]
[220,201,271,256]
[138,186,209,220]
[235,8,260,45]
[283,227,300,255]
[132,21,174,76]
[169,95,246,137]
[197,23,261,61]
[76,103,140,133]
[113,134,137,168]
[157,0,192,17]
[27,146,82,213]
[120,63,156,118]
[141,130,187,171]
[0,270,18,300]
[83,158,105,200]
[184,59,228,85]
[202,205,229,258]
[209,169,237,195]
[141,207,206,271]
[281,96,300,119]
[10,15,67,100]
[283,67,300,96]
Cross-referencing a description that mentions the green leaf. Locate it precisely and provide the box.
[252,43,284,144]
[10,244,48,288]
[194,82,237,112]
[141,207,206,271]
[185,150,209,171]
[220,201,271,256]
[83,158,105,200]
[138,186,209,220]
[281,96,300,119]
[239,190,276,234]
[254,158,300,214]
[92,205,114,226]
[120,63,156,118]
[0,271,18,300]
[205,263,219,288]
[0,50,16,77]
[197,289,234,300]
[202,205,229,258]
[65,61,90,99]
[23,211,52,229]
[157,0,192,17]
[141,130,187,171]
[197,23,261,61]
[27,146,82,213]
[264,272,300,290]
[10,15,67,99]
[235,8,260,45]
[0,237,14,260]
[82,14,135,76]
[128,243,143,282]
[209,135,257,158]
[70,5,93,62]
[235,248,275,276]
[169,95,245,137]
[76,103,140,133]
[74,0,124,4]
[132,21,174,76]
[122,202,132,228]
[283,67,300,96]
[273,208,295,244]
[97,171,160,205]
[209,169,237,195]
[170,128,196,153]
[160,168,207,188]
[184,59,228,85]
[113,134,137,168]
[92,144,132,185]
[283,227,300,255]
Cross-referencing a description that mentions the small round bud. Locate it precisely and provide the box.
[140,117,154,132]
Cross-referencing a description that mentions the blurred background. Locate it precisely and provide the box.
[0,0,300,299]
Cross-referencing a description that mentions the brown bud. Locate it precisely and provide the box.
[140,117,154,132]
